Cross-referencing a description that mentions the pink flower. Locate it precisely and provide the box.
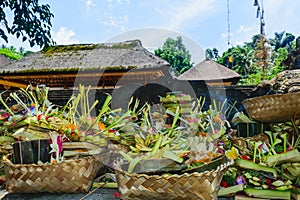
[188,118,198,123]
[217,147,225,154]
[57,135,63,154]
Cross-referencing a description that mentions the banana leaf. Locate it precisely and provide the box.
[266,149,300,167]
[282,162,300,177]
[120,158,186,175]
[244,188,291,199]
[218,184,244,197]
[235,159,277,179]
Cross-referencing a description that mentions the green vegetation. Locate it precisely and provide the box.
[42,40,140,57]
[0,45,35,61]
[42,44,98,56]
[207,32,296,85]
[155,36,193,75]
[0,48,23,60]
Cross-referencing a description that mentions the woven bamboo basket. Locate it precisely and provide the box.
[115,158,233,200]
[4,154,105,193]
[243,91,300,123]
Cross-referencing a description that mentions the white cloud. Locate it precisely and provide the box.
[108,0,129,4]
[53,27,79,45]
[234,25,257,45]
[220,25,257,49]
[221,32,230,39]
[238,25,255,34]
[107,0,129,6]
[165,0,216,30]
[85,0,96,10]
[101,13,128,31]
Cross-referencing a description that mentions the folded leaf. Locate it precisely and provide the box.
[218,184,244,197]
[244,187,291,199]
[235,159,277,179]
[266,149,300,167]
[163,150,183,163]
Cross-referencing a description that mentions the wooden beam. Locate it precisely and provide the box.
[0,70,165,88]
[0,79,29,89]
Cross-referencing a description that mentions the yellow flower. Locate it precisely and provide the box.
[225,146,239,160]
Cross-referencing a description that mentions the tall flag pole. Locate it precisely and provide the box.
[253,0,265,36]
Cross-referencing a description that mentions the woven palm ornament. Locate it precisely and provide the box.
[4,155,104,193]
[243,91,300,123]
[115,159,233,200]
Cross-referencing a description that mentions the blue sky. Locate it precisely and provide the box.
[4,0,300,64]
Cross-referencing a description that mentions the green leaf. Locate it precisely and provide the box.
[150,135,162,157]
[218,184,244,197]
[244,187,290,199]
[128,157,143,173]
[163,150,183,163]
[119,151,133,162]
[235,159,277,179]
[266,149,300,167]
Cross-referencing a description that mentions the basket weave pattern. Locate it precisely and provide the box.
[243,92,300,123]
[115,160,232,200]
[4,155,103,193]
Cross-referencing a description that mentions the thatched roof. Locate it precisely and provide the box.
[0,54,11,66]
[177,59,241,84]
[0,40,171,89]
[0,40,169,74]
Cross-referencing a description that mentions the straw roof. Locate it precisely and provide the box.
[177,59,241,84]
[0,40,171,89]
[0,54,11,66]
[0,40,169,73]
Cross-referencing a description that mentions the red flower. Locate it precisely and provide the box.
[113,192,120,198]
[220,180,228,188]
[241,155,251,161]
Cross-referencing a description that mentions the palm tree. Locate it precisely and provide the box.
[205,48,219,61]
[269,31,295,52]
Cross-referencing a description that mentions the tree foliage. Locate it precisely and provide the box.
[155,36,193,74]
[205,48,219,61]
[269,31,295,52]
[215,32,294,85]
[0,0,54,48]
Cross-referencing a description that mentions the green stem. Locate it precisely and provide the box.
[0,92,14,115]
[253,141,259,163]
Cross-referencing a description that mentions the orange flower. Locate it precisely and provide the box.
[67,123,77,130]
[199,132,207,137]
[98,122,106,130]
